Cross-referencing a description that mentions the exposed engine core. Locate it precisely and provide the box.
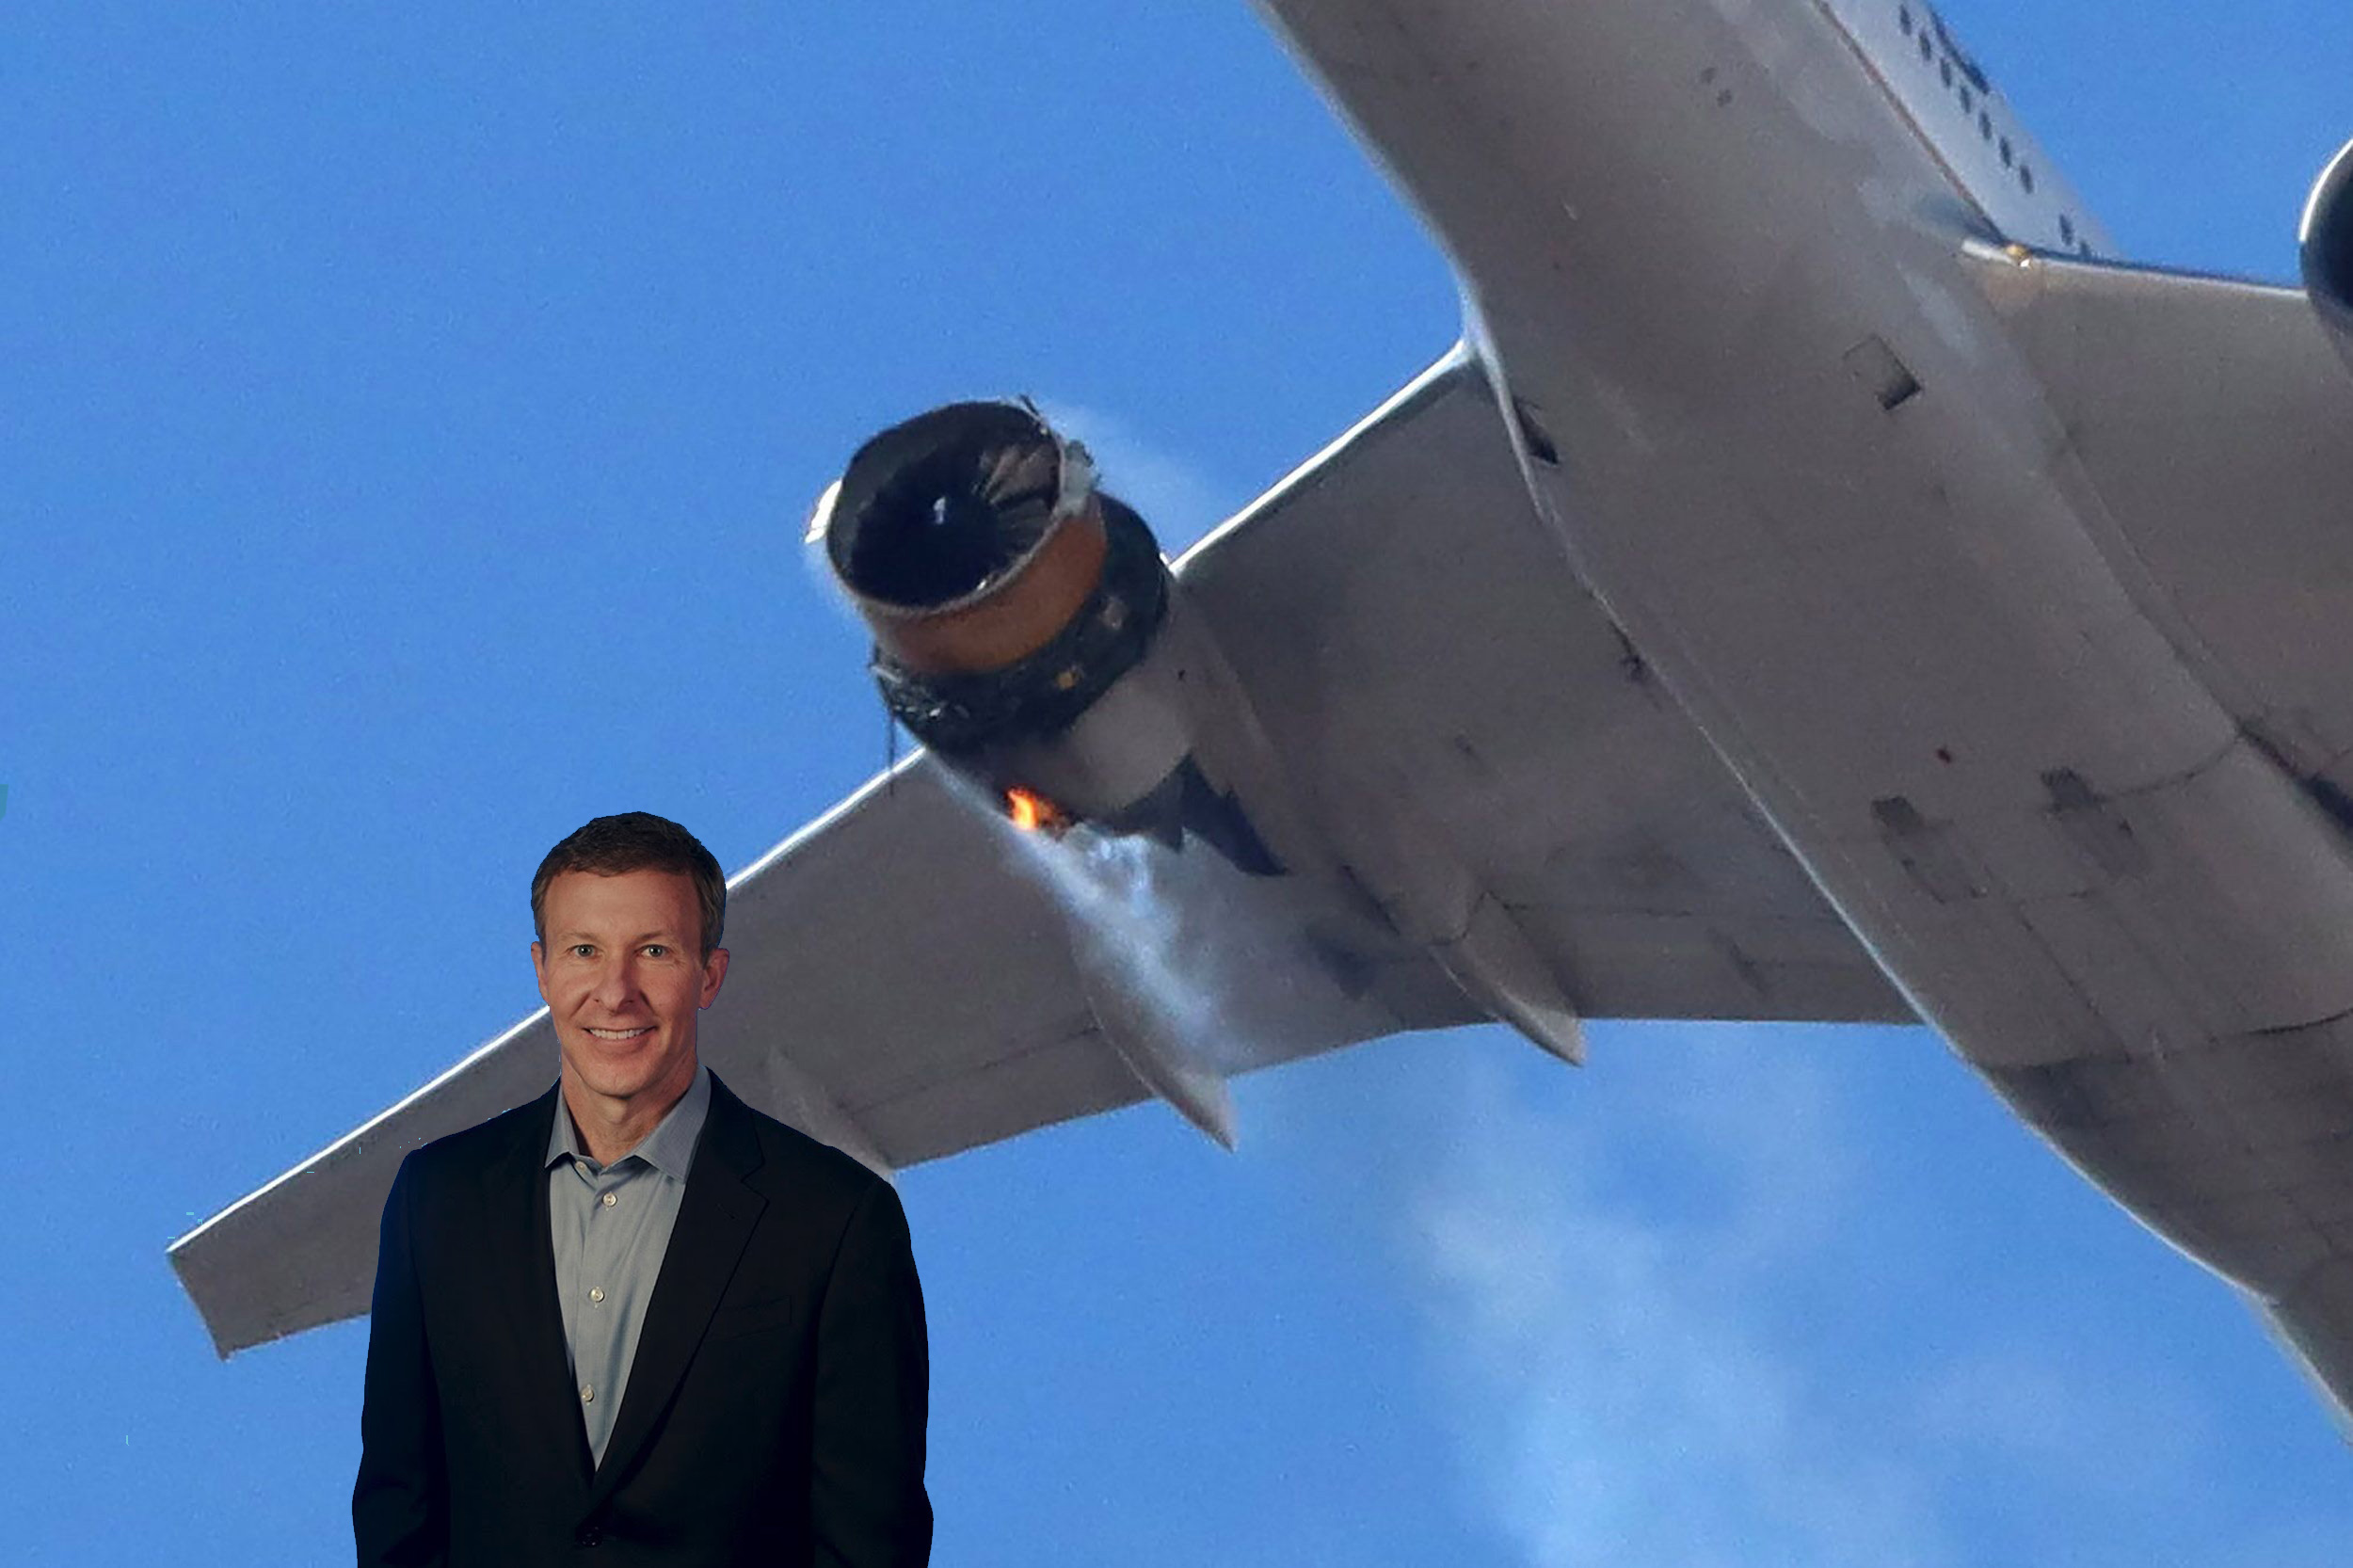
[813,400,1282,873]
[2300,135,2353,376]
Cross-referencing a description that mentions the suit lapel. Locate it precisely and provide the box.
[585,1069,769,1508]
[476,1080,598,1488]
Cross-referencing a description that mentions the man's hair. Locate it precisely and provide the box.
[531,812,727,963]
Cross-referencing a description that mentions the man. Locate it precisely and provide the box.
[354,811,934,1566]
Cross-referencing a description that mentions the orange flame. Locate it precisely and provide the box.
[1005,786,1069,835]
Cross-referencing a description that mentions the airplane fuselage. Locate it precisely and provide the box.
[1255,0,2353,1416]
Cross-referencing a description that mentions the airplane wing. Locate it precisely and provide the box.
[1960,242,2353,1408]
[169,346,1911,1358]
[1966,241,2353,794]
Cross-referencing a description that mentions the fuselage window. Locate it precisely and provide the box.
[1960,88,1973,114]
[2077,239,2093,257]
[1978,110,1992,139]
[1999,136,2013,168]
[1931,8,1995,95]
[1940,58,1953,88]
[2020,162,2035,193]
[1920,32,1933,61]
[1899,6,1913,36]
[2059,214,2075,244]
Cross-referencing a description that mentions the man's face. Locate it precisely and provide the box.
[531,867,728,1113]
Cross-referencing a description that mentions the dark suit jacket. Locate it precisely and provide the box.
[353,1068,932,1567]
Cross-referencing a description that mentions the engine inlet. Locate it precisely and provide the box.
[816,400,1169,759]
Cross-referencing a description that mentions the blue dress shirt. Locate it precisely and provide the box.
[543,1062,712,1467]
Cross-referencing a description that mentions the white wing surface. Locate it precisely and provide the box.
[1963,245,2353,1407]
[170,348,1909,1356]
[1969,243,2353,793]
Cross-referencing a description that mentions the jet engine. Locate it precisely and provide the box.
[811,400,1285,874]
[2299,135,2353,377]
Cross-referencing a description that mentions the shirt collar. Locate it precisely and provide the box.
[544,1062,712,1180]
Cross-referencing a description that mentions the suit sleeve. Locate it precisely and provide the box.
[810,1177,935,1567]
[352,1151,450,1567]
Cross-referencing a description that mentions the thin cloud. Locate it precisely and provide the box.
[1914,1340,2205,1501]
[1399,1031,1951,1568]
[1383,1023,2353,1565]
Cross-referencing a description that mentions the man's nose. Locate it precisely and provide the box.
[588,960,645,1005]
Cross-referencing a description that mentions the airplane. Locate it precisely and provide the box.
[171,0,2353,1444]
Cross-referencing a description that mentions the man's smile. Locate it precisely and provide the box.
[585,1026,655,1041]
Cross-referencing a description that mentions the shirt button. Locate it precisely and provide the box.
[600,1192,617,1208]
[580,1383,594,1403]
[589,1288,604,1304]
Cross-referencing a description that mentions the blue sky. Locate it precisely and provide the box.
[5,1,2351,1562]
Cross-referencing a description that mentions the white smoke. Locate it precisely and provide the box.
[939,768,1290,1082]
[998,823,1217,1048]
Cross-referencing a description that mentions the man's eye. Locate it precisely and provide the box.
[570,945,594,958]
[644,945,668,958]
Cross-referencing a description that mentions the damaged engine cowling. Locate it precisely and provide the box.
[812,399,1283,874]
[2300,135,2353,378]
